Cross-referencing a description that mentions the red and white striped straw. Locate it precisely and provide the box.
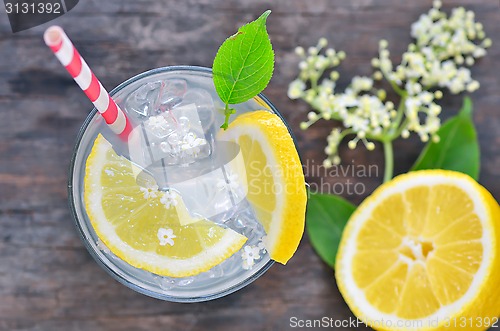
[43,26,132,141]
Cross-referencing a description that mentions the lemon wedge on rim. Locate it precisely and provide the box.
[219,110,307,264]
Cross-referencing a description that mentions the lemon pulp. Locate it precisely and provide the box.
[336,170,500,330]
[84,134,247,278]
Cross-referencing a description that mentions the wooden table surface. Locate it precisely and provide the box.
[0,1,498,330]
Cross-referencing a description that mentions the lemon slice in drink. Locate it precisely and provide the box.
[218,110,307,264]
[336,170,500,330]
[84,134,247,278]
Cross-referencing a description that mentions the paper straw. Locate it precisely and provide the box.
[43,26,132,141]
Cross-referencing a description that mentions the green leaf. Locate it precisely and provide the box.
[212,10,274,128]
[306,192,356,267]
[411,97,480,180]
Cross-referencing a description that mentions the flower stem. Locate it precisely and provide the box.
[383,140,394,183]
[389,80,405,97]
[393,117,410,139]
[387,95,406,135]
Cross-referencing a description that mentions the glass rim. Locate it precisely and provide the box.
[67,65,297,302]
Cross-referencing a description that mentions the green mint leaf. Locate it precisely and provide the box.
[306,192,356,268]
[213,10,274,128]
[411,97,480,180]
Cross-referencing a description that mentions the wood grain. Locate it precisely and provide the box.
[0,1,498,330]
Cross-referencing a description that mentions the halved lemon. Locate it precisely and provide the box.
[336,170,500,330]
[218,110,307,264]
[84,134,247,277]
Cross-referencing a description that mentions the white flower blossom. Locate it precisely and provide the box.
[241,245,262,270]
[405,81,422,96]
[140,183,159,199]
[351,76,373,92]
[146,115,168,131]
[466,80,480,92]
[180,132,206,156]
[160,190,178,209]
[157,228,176,246]
[287,79,306,99]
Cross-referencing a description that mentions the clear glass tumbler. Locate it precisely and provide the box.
[68,66,296,302]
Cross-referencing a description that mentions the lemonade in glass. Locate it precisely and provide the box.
[68,66,306,302]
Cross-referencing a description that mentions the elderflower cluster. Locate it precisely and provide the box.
[288,1,490,167]
[288,39,395,167]
[376,1,490,94]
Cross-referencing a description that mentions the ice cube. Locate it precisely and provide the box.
[165,79,187,97]
[158,96,182,113]
[163,141,248,222]
[154,79,187,114]
[125,81,162,117]
[179,88,215,132]
[151,104,211,163]
[128,85,217,167]
[128,102,214,176]
[125,79,188,118]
